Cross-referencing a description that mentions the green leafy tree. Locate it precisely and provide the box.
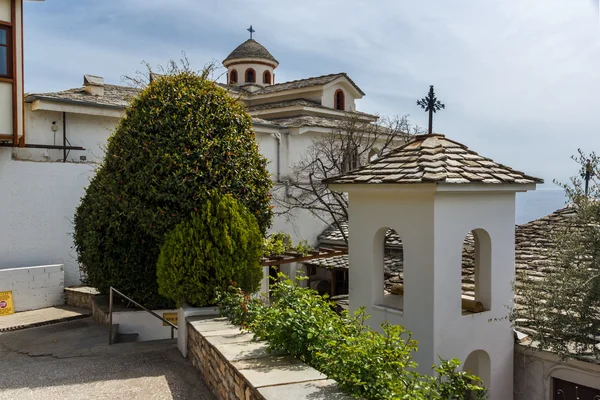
[515,149,600,360]
[156,194,263,307]
[73,69,272,306]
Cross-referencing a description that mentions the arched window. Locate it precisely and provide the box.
[374,227,404,312]
[263,70,272,84]
[462,229,491,314]
[229,70,238,84]
[334,89,345,110]
[245,68,255,83]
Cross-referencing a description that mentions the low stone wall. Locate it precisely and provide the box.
[187,316,351,400]
[0,265,64,312]
[64,286,99,309]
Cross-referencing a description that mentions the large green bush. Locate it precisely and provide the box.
[73,71,272,306]
[219,276,487,400]
[156,194,263,307]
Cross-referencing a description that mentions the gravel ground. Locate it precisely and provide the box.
[0,319,215,400]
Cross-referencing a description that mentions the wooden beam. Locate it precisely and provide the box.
[389,284,485,313]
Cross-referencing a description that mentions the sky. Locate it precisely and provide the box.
[22,0,600,188]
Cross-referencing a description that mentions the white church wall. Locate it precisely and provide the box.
[15,105,119,163]
[0,148,95,286]
[514,345,600,400]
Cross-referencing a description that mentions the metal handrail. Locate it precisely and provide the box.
[108,286,177,345]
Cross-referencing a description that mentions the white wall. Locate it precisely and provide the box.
[0,83,12,135]
[0,148,95,286]
[0,0,11,21]
[112,308,178,341]
[0,264,65,312]
[342,186,519,399]
[514,345,600,400]
[227,62,274,86]
[322,82,357,111]
[15,105,119,163]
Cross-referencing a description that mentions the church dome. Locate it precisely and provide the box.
[223,39,279,68]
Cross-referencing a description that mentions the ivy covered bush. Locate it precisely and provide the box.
[219,276,487,400]
[157,194,263,307]
[73,70,272,306]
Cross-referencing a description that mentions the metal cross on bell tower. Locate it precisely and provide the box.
[247,25,255,39]
[417,85,445,134]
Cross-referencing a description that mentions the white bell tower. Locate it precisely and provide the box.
[325,134,542,400]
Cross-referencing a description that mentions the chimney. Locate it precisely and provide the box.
[83,75,104,97]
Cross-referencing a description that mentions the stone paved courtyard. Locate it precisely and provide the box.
[0,318,215,400]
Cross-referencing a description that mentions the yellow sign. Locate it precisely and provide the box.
[0,291,14,316]
[163,312,178,326]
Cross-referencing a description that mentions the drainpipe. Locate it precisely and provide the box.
[63,112,67,163]
[273,132,281,182]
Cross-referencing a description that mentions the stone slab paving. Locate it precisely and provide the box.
[0,305,90,331]
[0,318,215,400]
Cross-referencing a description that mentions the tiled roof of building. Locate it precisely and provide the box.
[247,99,324,111]
[255,72,365,96]
[25,85,140,109]
[223,39,278,65]
[247,99,378,120]
[323,133,543,186]
[268,115,349,129]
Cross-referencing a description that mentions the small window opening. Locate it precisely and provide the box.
[463,350,491,389]
[229,69,238,84]
[245,68,255,83]
[368,147,380,163]
[342,145,360,173]
[334,89,345,110]
[375,228,404,312]
[462,229,491,315]
[263,70,271,84]
[0,25,12,78]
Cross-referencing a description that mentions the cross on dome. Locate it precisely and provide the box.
[247,25,255,39]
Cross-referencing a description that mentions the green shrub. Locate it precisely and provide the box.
[157,194,263,307]
[73,71,272,306]
[218,276,486,400]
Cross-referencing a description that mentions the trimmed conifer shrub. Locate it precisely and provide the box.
[157,194,263,307]
[73,71,272,306]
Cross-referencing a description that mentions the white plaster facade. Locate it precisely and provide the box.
[0,148,95,285]
[330,181,536,399]
[0,264,65,311]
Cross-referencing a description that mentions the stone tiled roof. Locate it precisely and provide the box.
[247,99,378,120]
[267,115,349,129]
[256,73,365,96]
[25,85,140,109]
[247,99,324,111]
[323,133,543,186]
[223,39,278,65]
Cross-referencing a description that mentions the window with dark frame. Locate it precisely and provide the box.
[263,70,271,84]
[0,25,11,78]
[245,68,255,83]
[334,89,345,110]
[554,377,600,399]
[230,69,238,84]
